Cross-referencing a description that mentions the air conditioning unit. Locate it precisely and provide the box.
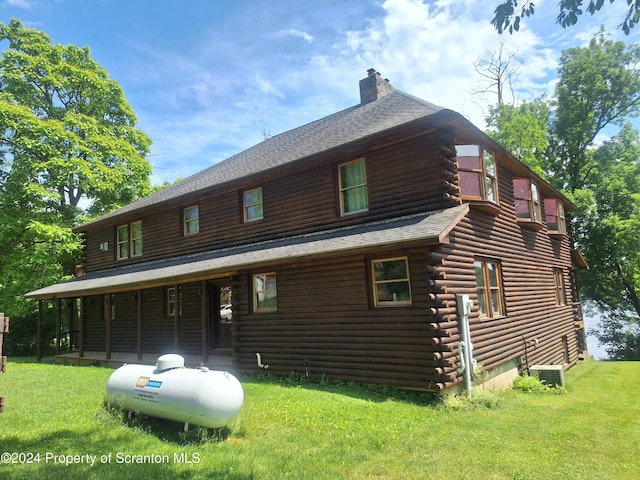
[529,365,565,387]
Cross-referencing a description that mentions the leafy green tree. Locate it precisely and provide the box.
[0,18,152,354]
[485,100,549,176]
[575,125,640,359]
[483,29,640,359]
[492,0,640,34]
[549,30,640,193]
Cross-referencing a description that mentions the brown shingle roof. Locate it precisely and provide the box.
[77,90,448,230]
[28,204,468,299]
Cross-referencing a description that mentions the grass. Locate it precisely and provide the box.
[0,359,639,479]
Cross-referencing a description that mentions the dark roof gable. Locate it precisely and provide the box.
[77,89,448,230]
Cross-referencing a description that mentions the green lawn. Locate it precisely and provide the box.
[0,359,638,479]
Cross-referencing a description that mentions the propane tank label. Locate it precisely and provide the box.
[135,376,163,389]
[132,377,162,404]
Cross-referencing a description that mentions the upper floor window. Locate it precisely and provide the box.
[184,205,200,235]
[544,198,567,235]
[474,259,505,318]
[116,221,142,260]
[339,158,369,215]
[253,272,277,312]
[244,187,264,222]
[513,178,542,228]
[457,145,498,203]
[371,257,412,306]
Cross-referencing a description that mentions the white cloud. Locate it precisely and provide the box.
[5,0,31,9]
[285,29,313,43]
[254,72,285,98]
[114,0,605,183]
[330,0,556,127]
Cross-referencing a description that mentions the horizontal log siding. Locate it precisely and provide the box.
[435,159,578,386]
[178,283,205,354]
[83,295,104,351]
[235,247,449,390]
[111,293,137,352]
[139,287,173,353]
[83,131,451,272]
[80,282,243,357]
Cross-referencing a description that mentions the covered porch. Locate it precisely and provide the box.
[54,350,235,371]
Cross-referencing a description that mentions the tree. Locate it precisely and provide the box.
[471,42,520,106]
[551,33,640,359]
[485,100,549,176]
[492,1,640,35]
[575,124,640,359]
[482,29,640,359]
[0,19,152,354]
[548,29,640,193]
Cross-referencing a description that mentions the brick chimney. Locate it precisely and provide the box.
[359,68,395,105]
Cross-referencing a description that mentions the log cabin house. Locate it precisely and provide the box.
[26,69,588,393]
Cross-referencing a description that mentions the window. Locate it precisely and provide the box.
[116,221,143,260]
[253,273,277,312]
[131,221,142,256]
[244,188,263,222]
[117,225,129,260]
[184,205,200,235]
[474,260,504,318]
[513,178,542,227]
[554,268,566,306]
[339,159,369,215]
[371,257,412,306]
[457,145,498,203]
[544,198,567,235]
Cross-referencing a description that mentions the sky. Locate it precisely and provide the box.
[2,0,634,358]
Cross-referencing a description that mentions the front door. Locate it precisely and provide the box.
[210,283,233,353]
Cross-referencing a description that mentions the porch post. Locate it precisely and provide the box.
[105,294,112,360]
[36,300,42,362]
[201,280,209,364]
[173,284,180,352]
[137,289,143,362]
[78,298,84,358]
[55,298,62,355]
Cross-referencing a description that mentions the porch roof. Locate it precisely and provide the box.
[26,204,468,300]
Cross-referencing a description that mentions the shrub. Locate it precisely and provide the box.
[441,390,503,411]
[512,374,567,394]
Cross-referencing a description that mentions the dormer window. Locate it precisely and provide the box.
[544,198,567,236]
[513,178,543,231]
[457,144,499,215]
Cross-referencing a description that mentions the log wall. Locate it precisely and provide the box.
[82,130,454,271]
[73,121,582,392]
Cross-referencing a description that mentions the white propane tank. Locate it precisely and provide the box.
[105,354,244,429]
